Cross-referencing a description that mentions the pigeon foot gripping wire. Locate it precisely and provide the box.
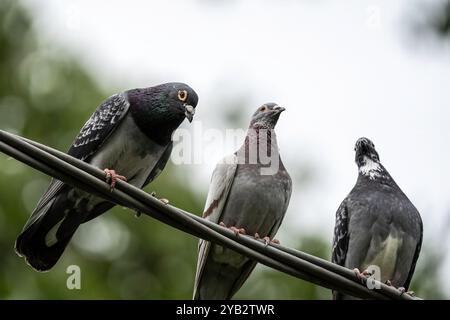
[399,289,416,297]
[353,268,373,284]
[219,222,246,236]
[262,236,280,246]
[104,168,127,191]
[253,233,280,245]
[385,281,415,297]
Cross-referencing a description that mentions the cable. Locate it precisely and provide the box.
[0,130,419,300]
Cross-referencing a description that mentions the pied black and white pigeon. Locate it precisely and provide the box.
[332,137,423,299]
[193,103,292,300]
[16,82,198,271]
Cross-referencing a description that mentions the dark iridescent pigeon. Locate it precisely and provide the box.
[332,137,423,299]
[193,103,292,300]
[16,82,198,271]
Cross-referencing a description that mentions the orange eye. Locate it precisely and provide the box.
[178,90,188,102]
[259,106,267,112]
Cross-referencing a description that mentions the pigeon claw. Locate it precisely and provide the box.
[229,226,246,236]
[104,169,127,191]
[353,268,372,283]
[405,290,415,296]
[260,236,279,246]
[218,223,246,236]
[385,284,414,296]
[353,268,363,281]
[254,233,260,240]
[397,287,414,296]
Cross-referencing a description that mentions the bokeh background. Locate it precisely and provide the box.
[1,0,449,299]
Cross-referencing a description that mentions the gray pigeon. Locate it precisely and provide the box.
[332,137,423,299]
[16,82,198,271]
[193,103,292,300]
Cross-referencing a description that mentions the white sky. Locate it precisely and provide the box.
[22,0,450,292]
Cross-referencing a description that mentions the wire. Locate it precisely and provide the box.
[0,129,419,300]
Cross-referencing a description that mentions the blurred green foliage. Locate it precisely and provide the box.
[0,0,446,299]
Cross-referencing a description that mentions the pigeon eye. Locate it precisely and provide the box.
[259,106,267,112]
[177,90,188,102]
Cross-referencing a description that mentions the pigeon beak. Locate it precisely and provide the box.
[184,104,195,123]
[272,105,285,114]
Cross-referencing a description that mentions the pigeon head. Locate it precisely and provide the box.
[354,137,384,179]
[354,137,379,164]
[164,82,198,123]
[249,103,285,129]
[127,82,198,144]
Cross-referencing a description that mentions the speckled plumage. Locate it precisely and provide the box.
[332,137,423,299]
[16,82,198,271]
[193,103,292,300]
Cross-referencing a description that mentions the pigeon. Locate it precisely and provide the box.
[331,137,423,299]
[193,103,292,300]
[16,82,198,271]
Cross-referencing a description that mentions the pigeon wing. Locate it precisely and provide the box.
[332,200,350,267]
[142,143,173,188]
[403,212,423,290]
[68,93,130,161]
[193,154,238,299]
[23,93,130,230]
